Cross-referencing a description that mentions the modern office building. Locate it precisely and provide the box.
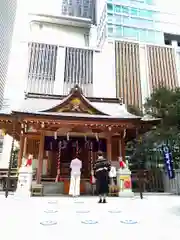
[96,0,165,47]
[0,0,17,109]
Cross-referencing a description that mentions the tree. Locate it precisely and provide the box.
[126,86,180,169]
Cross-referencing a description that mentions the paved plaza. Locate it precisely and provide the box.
[0,195,180,240]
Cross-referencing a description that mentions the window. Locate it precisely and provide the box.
[139,9,153,18]
[122,16,130,25]
[155,31,164,43]
[114,5,121,13]
[147,30,155,42]
[107,3,113,11]
[130,17,153,28]
[28,42,58,94]
[139,29,147,42]
[130,7,138,16]
[145,0,154,4]
[108,26,113,34]
[115,26,123,37]
[114,15,121,24]
[107,13,113,22]
[123,27,138,40]
[122,6,129,14]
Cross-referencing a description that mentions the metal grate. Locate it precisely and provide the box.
[64,47,93,96]
[27,42,58,94]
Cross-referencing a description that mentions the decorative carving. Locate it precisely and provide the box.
[57,97,94,114]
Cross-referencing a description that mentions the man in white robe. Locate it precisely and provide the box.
[69,157,82,197]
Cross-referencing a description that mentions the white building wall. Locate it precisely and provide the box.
[29,21,90,48]
[93,41,116,98]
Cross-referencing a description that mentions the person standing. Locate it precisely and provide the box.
[69,156,82,197]
[93,151,111,203]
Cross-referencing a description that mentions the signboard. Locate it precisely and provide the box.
[119,175,132,190]
[162,145,175,179]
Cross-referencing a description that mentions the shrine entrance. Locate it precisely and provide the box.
[44,136,107,180]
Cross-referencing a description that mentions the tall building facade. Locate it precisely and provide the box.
[0,0,17,108]
[96,0,165,47]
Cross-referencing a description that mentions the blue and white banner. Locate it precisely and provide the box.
[162,145,175,179]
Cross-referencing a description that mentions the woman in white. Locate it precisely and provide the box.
[69,156,82,197]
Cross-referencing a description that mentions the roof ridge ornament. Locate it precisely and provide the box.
[70,85,83,95]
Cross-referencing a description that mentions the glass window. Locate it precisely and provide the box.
[145,0,154,4]
[139,9,153,18]
[122,6,129,14]
[114,15,121,24]
[147,30,155,42]
[107,13,113,22]
[107,3,113,11]
[122,16,130,25]
[130,7,138,16]
[115,26,123,37]
[123,27,138,40]
[139,29,147,42]
[114,5,121,13]
[155,31,164,44]
[108,26,113,33]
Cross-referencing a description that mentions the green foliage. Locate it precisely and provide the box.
[127,86,180,169]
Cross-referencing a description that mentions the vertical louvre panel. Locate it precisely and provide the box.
[64,47,93,96]
[27,42,58,94]
[147,45,178,91]
[115,41,142,109]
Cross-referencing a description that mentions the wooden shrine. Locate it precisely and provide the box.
[0,85,158,194]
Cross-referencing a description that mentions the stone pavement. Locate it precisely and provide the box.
[0,195,180,240]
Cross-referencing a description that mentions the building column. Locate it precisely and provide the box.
[106,136,112,161]
[36,132,45,184]
[18,135,25,168]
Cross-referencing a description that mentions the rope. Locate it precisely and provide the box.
[55,141,62,182]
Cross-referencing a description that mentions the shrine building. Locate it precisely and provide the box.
[0,85,157,194]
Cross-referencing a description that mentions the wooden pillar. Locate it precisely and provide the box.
[17,135,25,168]
[23,137,27,157]
[106,136,112,161]
[121,139,126,162]
[36,132,45,184]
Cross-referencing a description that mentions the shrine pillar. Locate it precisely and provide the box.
[36,132,45,184]
[119,139,125,162]
[106,136,112,161]
[23,137,27,157]
[18,135,25,168]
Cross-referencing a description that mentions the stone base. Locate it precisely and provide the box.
[118,190,134,198]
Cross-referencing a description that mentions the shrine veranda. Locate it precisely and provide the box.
[0,85,158,194]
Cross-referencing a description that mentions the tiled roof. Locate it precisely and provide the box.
[13,98,140,120]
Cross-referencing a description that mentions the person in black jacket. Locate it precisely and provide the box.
[93,151,111,203]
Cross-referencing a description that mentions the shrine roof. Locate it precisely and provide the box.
[14,98,139,119]
[0,86,152,122]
